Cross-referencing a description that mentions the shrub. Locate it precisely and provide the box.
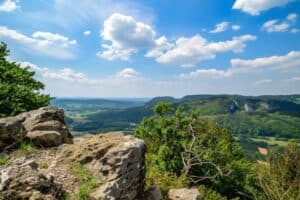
[135,102,260,199]
[0,154,9,165]
[70,164,98,200]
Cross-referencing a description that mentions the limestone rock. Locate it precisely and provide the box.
[27,130,62,147]
[168,188,201,200]
[60,132,146,200]
[0,158,65,200]
[0,116,26,150]
[0,106,72,150]
[145,187,163,200]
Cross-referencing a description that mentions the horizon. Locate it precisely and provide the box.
[52,93,300,100]
[1,0,300,97]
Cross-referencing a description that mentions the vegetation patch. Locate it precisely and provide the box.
[14,142,35,156]
[70,164,98,200]
[39,161,49,169]
[0,154,9,165]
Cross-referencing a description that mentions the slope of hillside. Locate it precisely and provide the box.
[62,95,300,140]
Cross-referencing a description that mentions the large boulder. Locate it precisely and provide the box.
[0,106,72,150]
[60,132,146,200]
[168,188,201,200]
[0,158,65,200]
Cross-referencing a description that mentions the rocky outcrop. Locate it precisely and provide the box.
[59,132,146,200]
[0,158,65,200]
[145,187,163,200]
[0,108,155,199]
[168,188,201,200]
[0,106,72,150]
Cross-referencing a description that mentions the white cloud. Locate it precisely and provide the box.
[180,51,300,78]
[254,79,272,85]
[145,36,173,58]
[151,34,256,67]
[83,30,91,36]
[230,51,300,74]
[179,69,227,79]
[116,68,139,79]
[98,13,158,60]
[287,77,300,82]
[0,0,17,12]
[19,62,90,83]
[291,28,300,33]
[262,20,290,32]
[233,0,295,15]
[232,25,241,31]
[287,13,298,22]
[209,22,230,33]
[19,61,142,84]
[262,13,298,33]
[0,26,77,59]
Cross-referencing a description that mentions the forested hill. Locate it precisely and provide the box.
[57,94,300,139]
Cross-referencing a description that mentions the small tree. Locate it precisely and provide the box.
[135,102,261,199]
[0,42,52,117]
[257,142,300,200]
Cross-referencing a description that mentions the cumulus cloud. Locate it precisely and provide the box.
[151,34,256,67]
[291,28,300,33]
[0,26,77,59]
[98,14,255,66]
[180,51,300,78]
[19,62,90,83]
[233,0,295,15]
[19,61,142,85]
[287,77,300,82]
[262,13,298,33]
[179,69,227,79]
[254,79,272,85]
[98,13,158,60]
[232,25,241,31]
[116,68,139,79]
[0,0,17,12]
[209,22,230,33]
[83,30,91,36]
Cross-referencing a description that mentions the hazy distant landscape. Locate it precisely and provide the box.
[52,95,300,161]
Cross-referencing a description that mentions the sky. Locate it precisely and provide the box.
[0,0,300,98]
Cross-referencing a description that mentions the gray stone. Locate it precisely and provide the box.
[168,188,201,200]
[0,158,65,199]
[145,187,163,200]
[0,106,73,150]
[60,132,146,200]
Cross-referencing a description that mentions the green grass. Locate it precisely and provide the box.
[250,137,292,147]
[0,154,9,165]
[70,164,98,200]
[14,142,35,156]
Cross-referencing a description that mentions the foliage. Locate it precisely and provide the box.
[0,154,9,165]
[14,141,35,156]
[0,42,51,117]
[197,185,227,200]
[145,153,189,197]
[257,142,300,200]
[63,95,300,141]
[135,102,261,199]
[39,161,49,169]
[70,164,98,200]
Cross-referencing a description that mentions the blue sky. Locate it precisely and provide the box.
[0,0,300,97]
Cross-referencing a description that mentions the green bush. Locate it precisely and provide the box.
[135,102,261,199]
[257,142,300,200]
